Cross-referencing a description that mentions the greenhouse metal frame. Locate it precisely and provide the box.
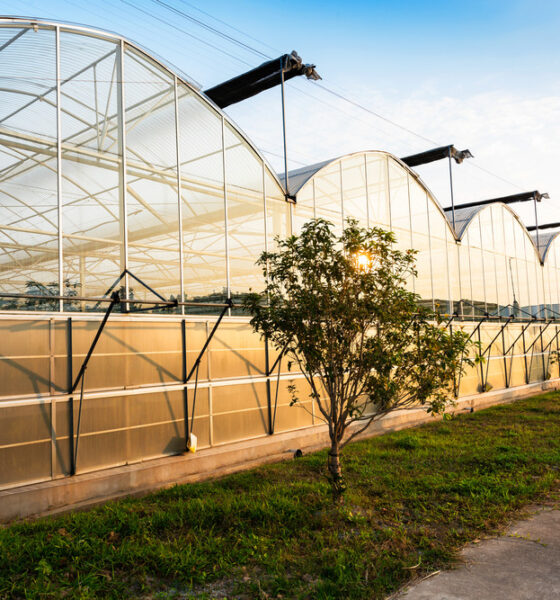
[1,17,559,492]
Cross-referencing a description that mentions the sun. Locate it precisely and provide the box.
[355,252,372,271]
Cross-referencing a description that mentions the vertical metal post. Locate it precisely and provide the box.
[221,116,231,313]
[448,147,456,232]
[406,174,416,294]
[501,321,509,388]
[425,191,435,311]
[522,325,529,384]
[363,154,370,228]
[117,39,129,308]
[206,321,213,446]
[265,337,273,435]
[280,57,289,194]
[181,319,189,450]
[339,160,344,229]
[556,325,560,378]
[263,157,273,434]
[67,317,75,475]
[533,197,540,258]
[55,26,63,312]
[385,156,392,230]
[539,325,546,379]
[450,322,458,398]
[49,320,56,478]
[174,76,185,313]
[477,326,485,391]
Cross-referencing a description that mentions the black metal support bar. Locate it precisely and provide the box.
[181,319,189,450]
[522,325,529,384]
[541,325,560,355]
[73,371,86,473]
[127,300,178,313]
[265,336,273,435]
[204,51,320,109]
[501,323,509,388]
[503,320,535,357]
[527,221,560,232]
[185,299,232,383]
[478,316,514,392]
[70,291,120,393]
[401,145,473,168]
[67,317,75,475]
[524,320,552,354]
[465,316,488,345]
[92,270,126,310]
[480,316,514,357]
[0,291,229,309]
[266,339,292,377]
[271,352,283,434]
[447,190,548,212]
[126,269,168,303]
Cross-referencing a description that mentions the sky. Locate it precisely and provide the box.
[3,0,560,228]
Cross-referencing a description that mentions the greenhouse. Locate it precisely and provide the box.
[1,17,559,495]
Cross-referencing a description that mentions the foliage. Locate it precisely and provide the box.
[0,394,559,599]
[244,219,475,499]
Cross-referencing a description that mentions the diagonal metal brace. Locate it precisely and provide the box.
[71,290,121,393]
[524,320,552,354]
[183,298,232,450]
[71,290,121,474]
[186,299,232,383]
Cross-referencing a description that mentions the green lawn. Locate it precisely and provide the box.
[1,393,560,599]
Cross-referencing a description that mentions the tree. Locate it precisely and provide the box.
[244,219,474,502]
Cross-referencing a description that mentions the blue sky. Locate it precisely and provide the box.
[3,0,560,225]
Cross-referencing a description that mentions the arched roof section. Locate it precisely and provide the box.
[287,150,457,241]
[538,230,560,262]
[456,203,543,264]
[287,151,545,267]
[0,16,291,306]
[0,16,285,193]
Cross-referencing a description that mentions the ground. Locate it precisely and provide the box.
[0,392,559,599]
[397,500,560,599]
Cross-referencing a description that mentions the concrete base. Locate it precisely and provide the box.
[1,380,557,523]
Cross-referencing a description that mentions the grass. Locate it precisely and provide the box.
[1,393,560,599]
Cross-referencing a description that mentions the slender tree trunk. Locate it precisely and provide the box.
[327,440,345,503]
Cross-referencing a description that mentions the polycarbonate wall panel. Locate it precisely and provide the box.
[265,171,291,251]
[178,86,227,306]
[224,123,265,302]
[125,47,180,303]
[409,178,432,305]
[291,182,314,235]
[366,154,390,228]
[60,32,123,307]
[388,161,410,247]
[341,154,368,227]
[0,26,59,309]
[314,161,343,234]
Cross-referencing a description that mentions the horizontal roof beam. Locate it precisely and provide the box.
[203,51,321,109]
[527,222,560,232]
[444,190,549,212]
[401,145,473,167]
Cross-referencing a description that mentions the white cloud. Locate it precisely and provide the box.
[226,84,560,226]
